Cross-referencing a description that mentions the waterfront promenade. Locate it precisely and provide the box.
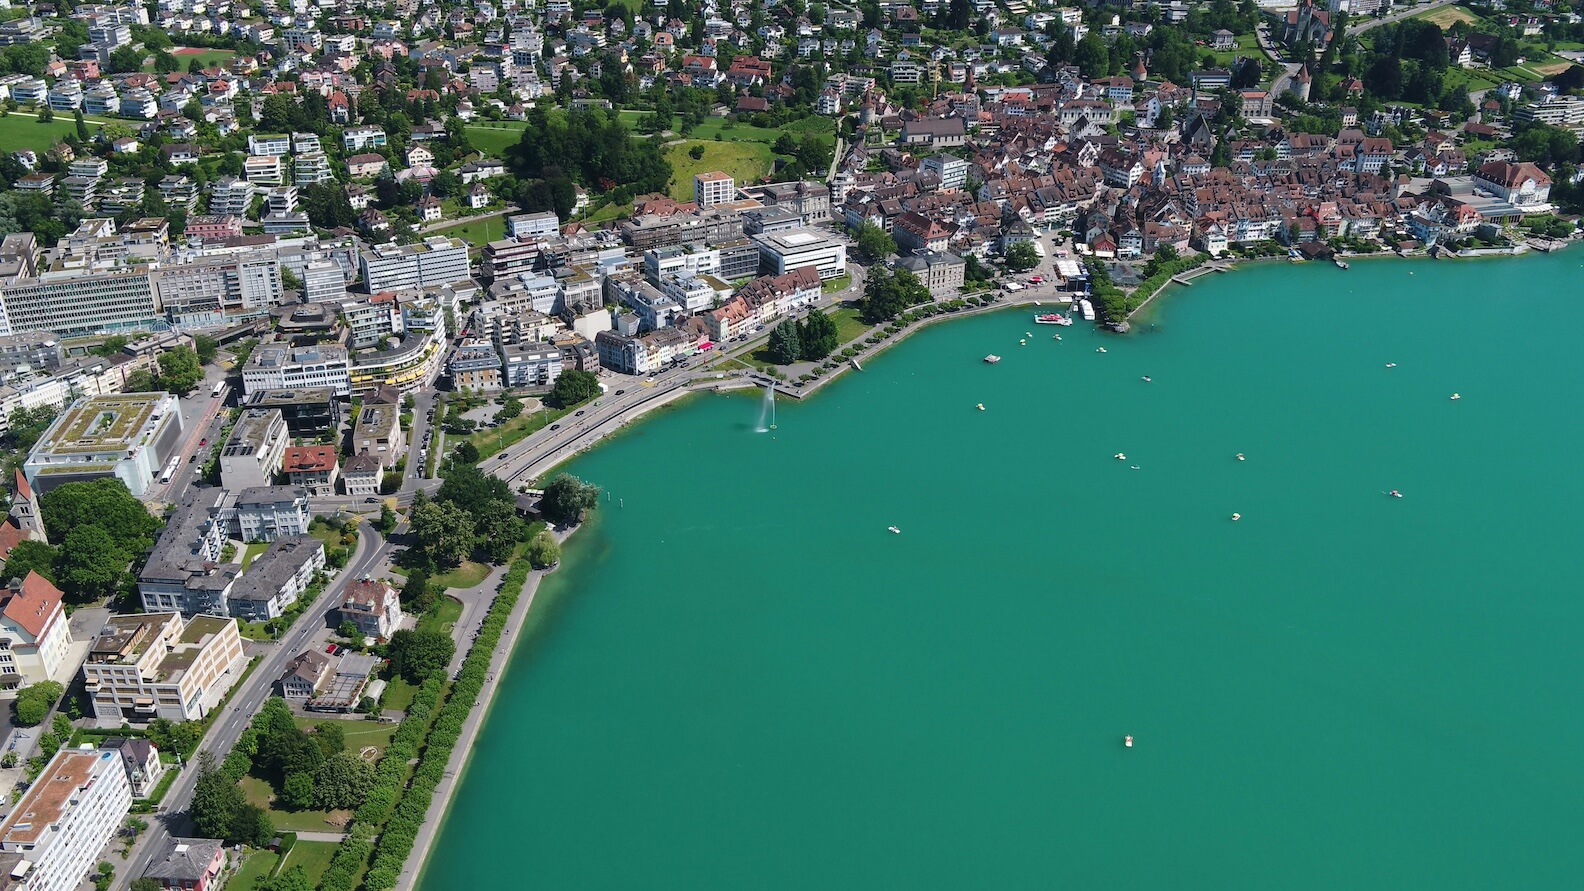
[393,530,570,891]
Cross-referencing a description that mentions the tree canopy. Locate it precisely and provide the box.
[859,265,931,323]
[510,107,670,199]
[853,223,897,263]
[798,310,841,361]
[540,474,601,526]
[767,319,802,364]
[548,369,600,408]
[1004,241,1040,271]
[387,629,456,683]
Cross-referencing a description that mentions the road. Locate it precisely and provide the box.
[143,365,233,505]
[117,525,389,890]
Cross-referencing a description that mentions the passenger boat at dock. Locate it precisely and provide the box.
[1078,300,1096,321]
[1034,313,1074,326]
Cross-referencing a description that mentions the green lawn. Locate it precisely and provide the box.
[664,139,778,201]
[239,776,350,833]
[173,48,236,68]
[379,676,419,713]
[231,849,280,889]
[0,114,99,154]
[293,716,400,757]
[241,541,269,569]
[278,840,339,886]
[821,273,853,293]
[828,306,870,345]
[416,597,463,636]
[431,214,507,248]
[583,199,632,223]
[464,123,528,156]
[460,403,571,458]
[428,561,492,590]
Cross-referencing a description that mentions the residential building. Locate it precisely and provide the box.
[241,343,351,398]
[348,324,447,396]
[227,535,324,621]
[247,133,290,156]
[277,649,331,702]
[137,488,236,617]
[334,579,402,640]
[506,211,559,239]
[448,338,503,391]
[282,446,340,496]
[82,612,246,721]
[340,454,382,497]
[501,341,563,389]
[920,155,969,191]
[753,229,847,279]
[140,838,226,891]
[245,389,340,437]
[694,170,736,207]
[0,749,133,891]
[217,408,288,490]
[341,294,402,348]
[895,251,966,298]
[0,570,74,689]
[342,126,388,152]
[351,403,404,468]
[233,487,311,542]
[102,737,164,798]
[359,237,471,293]
[294,152,332,185]
[22,392,183,497]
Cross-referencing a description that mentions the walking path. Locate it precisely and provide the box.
[392,531,571,891]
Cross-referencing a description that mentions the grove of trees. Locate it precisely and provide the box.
[34,479,162,603]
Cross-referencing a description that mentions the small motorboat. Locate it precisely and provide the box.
[1385,362,1397,368]
[977,403,985,411]
[1053,334,1062,340]
[983,355,1001,364]
[1387,490,1403,498]
[887,526,901,534]
[1235,453,1245,461]
[1450,393,1461,400]
[1124,735,1134,748]
[1096,347,1107,353]
[1141,375,1151,382]
[1114,452,1127,461]
[1130,465,1140,470]
[1019,339,1027,346]
[1231,513,1242,521]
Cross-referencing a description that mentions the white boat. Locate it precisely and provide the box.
[983,355,1001,364]
[1236,453,1245,461]
[1079,299,1096,321]
[1114,452,1127,461]
[1124,735,1133,748]
[1450,393,1461,400]
[887,526,901,534]
[1231,513,1242,521]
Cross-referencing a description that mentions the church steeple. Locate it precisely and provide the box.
[9,470,45,543]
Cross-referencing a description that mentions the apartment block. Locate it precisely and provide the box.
[0,749,133,891]
[218,408,288,490]
[82,612,246,722]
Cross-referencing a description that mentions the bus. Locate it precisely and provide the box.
[211,381,226,398]
[160,457,181,485]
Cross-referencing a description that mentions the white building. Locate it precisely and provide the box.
[342,126,388,152]
[694,170,735,207]
[233,486,311,542]
[359,237,471,293]
[241,343,351,398]
[81,612,246,722]
[218,408,289,491]
[752,229,848,279]
[22,392,184,498]
[0,749,133,891]
[0,571,74,690]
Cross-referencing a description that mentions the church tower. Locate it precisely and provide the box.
[8,470,45,543]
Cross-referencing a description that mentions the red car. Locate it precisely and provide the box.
[199,438,207,446]
[1029,276,1044,284]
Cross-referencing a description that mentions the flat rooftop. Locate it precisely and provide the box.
[221,408,282,459]
[33,392,172,457]
[0,750,112,845]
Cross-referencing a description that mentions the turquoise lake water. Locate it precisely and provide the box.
[420,251,1584,888]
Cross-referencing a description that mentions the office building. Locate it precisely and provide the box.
[753,229,847,279]
[350,402,404,468]
[22,392,183,497]
[245,388,340,437]
[218,408,288,490]
[359,237,471,293]
[694,170,735,207]
[242,343,351,398]
[81,612,246,722]
[0,267,160,337]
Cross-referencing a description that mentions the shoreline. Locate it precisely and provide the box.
[394,525,578,891]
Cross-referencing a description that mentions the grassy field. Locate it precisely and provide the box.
[431,214,507,248]
[293,715,400,756]
[664,139,778,200]
[417,597,464,636]
[1531,60,1574,76]
[380,676,419,713]
[460,402,571,457]
[172,48,237,67]
[239,776,350,833]
[231,849,280,889]
[429,561,492,590]
[1413,6,1480,27]
[464,123,528,156]
[0,114,96,154]
[278,840,339,885]
[241,541,269,569]
[828,306,869,344]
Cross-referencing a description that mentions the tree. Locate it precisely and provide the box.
[281,772,316,810]
[230,804,274,848]
[435,463,514,518]
[377,503,398,534]
[797,310,840,360]
[337,619,360,639]
[539,474,601,525]
[386,629,456,683]
[193,335,219,365]
[36,107,51,123]
[153,51,180,75]
[548,368,600,407]
[260,866,313,891]
[525,530,560,568]
[859,264,930,323]
[1004,241,1040,271]
[13,681,63,726]
[74,108,89,142]
[156,346,204,395]
[452,440,480,464]
[409,499,475,567]
[132,880,165,891]
[312,751,374,810]
[56,525,128,601]
[767,319,802,364]
[1074,32,1110,79]
[122,368,160,393]
[853,223,897,262]
[474,499,524,564]
[311,721,345,757]
[688,145,705,160]
[401,568,436,612]
[1,541,57,584]
[108,45,146,74]
[190,753,245,840]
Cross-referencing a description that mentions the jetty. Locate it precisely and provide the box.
[1169,262,1233,287]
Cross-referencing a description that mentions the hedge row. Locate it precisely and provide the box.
[360,557,536,890]
[318,675,446,891]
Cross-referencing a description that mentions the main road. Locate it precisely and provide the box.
[116,524,389,889]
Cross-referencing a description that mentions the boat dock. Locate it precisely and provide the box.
[1170,262,1234,287]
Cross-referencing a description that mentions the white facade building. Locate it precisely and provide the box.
[0,749,133,891]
